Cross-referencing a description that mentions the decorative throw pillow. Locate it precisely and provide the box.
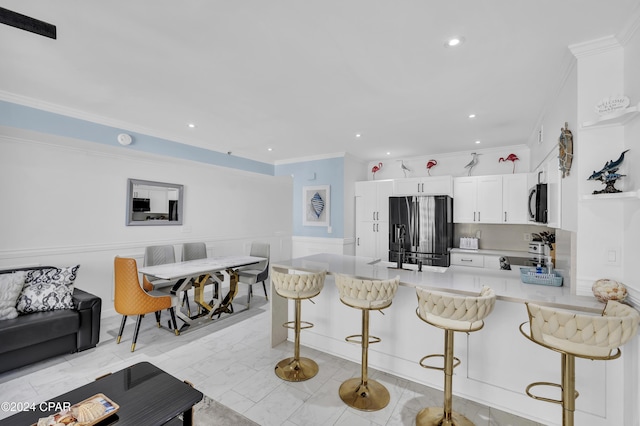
[16,265,80,314]
[0,271,26,320]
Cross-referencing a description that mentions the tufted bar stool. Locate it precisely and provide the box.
[271,266,326,382]
[335,274,399,411]
[415,286,496,426]
[520,301,639,426]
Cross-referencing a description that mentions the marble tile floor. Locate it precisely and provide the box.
[0,296,544,426]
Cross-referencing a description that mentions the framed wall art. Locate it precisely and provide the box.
[302,185,330,227]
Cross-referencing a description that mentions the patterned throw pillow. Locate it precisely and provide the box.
[0,271,27,320]
[16,266,80,313]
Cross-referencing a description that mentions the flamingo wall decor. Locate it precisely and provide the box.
[371,162,383,179]
[426,159,438,176]
[498,153,519,173]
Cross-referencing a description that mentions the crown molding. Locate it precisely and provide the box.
[617,4,640,46]
[569,35,622,59]
[274,152,346,165]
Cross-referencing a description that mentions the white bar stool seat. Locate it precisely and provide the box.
[335,274,399,411]
[272,267,326,382]
[415,286,496,426]
[520,300,639,426]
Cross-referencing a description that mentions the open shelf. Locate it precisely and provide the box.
[582,191,639,200]
[582,104,640,128]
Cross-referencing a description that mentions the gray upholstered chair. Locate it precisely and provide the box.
[143,245,177,290]
[238,242,270,308]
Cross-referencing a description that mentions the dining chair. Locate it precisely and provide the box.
[181,242,220,315]
[114,257,179,352]
[142,245,177,290]
[237,242,270,308]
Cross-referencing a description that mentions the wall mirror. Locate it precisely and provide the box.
[126,178,184,226]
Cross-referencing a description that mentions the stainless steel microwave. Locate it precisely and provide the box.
[528,183,547,223]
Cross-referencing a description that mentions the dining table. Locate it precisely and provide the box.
[138,255,263,331]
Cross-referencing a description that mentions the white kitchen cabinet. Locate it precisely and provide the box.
[502,174,528,224]
[453,176,503,223]
[392,176,453,196]
[450,252,484,267]
[355,180,392,259]
[133,189,149,198]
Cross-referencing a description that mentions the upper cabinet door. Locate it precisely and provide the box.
[393,176,453,196]
[453,175,503,223]
[453,177,477,223]
[476,175,503,223]
[502,174,528,224]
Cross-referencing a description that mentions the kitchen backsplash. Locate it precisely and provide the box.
[453,223,554,252]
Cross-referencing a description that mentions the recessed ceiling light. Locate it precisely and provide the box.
[475,140,481,144]
[355,133,361,138]
[468,114,476,119]
[445,37,465,48]
[187,123,196,128]
[267,148,273,151]
[386,152,391,155]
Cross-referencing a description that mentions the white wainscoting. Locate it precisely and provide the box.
[291,236,355,258]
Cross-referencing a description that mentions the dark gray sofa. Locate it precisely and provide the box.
[0,266,101,374]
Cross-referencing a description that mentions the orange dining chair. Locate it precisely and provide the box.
[114,257,180,352]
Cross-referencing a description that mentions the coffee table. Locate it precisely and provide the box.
[0,362,203,425]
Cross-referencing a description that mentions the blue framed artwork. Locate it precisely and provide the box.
[302,185,330,227]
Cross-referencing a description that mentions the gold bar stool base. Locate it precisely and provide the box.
[275,356,319,382]
[339,377,390,411]
[416,407,474,426]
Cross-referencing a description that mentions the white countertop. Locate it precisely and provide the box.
[273,253,603,313]
[450,247,531,258]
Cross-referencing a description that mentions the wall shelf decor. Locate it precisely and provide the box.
[581,191,639,200]
[582,103,640,128]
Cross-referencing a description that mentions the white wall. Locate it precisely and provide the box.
[0,126,293,317]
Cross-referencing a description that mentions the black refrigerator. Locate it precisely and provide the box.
[389,195,453,267]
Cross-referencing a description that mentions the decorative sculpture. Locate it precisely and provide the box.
[587,149,629,194]
[426,159,438,176]
[498,153,519,173]
[400,160,411,178]
[464,153,481,176]
[371,162,383,180]
[558,123,573,178]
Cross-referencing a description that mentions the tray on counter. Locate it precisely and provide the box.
[520,267,563,287]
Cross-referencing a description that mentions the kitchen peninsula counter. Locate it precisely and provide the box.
[270,253,633,426]
[273,253,602,312]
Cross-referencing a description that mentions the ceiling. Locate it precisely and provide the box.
[1,1,638,165]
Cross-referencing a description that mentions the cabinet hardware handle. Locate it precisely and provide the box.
[357,238,360,246]
[418,183,420,192]
[422,183,424,192]
[376,211,379,221]
[373,223,376,232]
[473,212,476,222]
[373,212,376,221]
[478,212,480,221]
[461,259,472,262]
[376,223,379,232]
[504,212,507,222]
